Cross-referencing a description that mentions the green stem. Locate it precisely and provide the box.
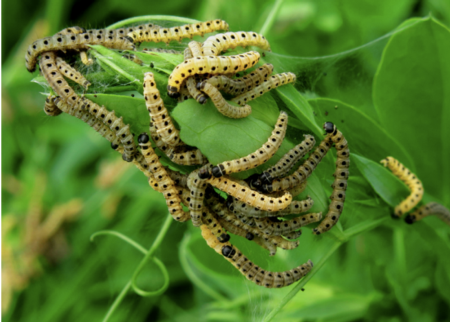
[91,230,147,254]
[107,16,199,30]
[263,241,342,322]
[344,217,389,239]
[102,281,132,322]
[259,0,285,35]
[130,214,173,296]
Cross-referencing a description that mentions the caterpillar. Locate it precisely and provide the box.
[206,191,300,255]
[143,72,181,147]
[380,156,423,218]
[262,136,333,193]
[169,148,206,166]
[200,64,274,96]
[197,82,252,118]
[178,186,230,241]
[79,51,93,66]
[313,122,350,235]
[127,19,229,44]
[204,111,288,178]
[43,95,63,116]
[201,225,313,288]
[138,132,189,222]
[229,196,314,219]
[142,48,183,55]
[188,41,204,57]
[182,47,208,104]
[55,57,91,89]
[206,175,292,212]
[122,53,143,65]
[283,230,303,240]
[259,134,316,184]
[57,26,86,35]
[405,202,450,226]
[231,72,296,106]
[53,97,121,147]
[252,212,322,236]
[167,51,261,98]
[167,169,188,188]
[26,28,135,72]
[201,31,271,56]
[187,168,210,227]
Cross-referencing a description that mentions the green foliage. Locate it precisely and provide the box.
[2,1,450,322]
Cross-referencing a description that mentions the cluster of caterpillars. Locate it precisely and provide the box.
[27,19,352,288]
[380,157,450,226]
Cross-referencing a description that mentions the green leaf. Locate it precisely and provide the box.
[373,17,450,203]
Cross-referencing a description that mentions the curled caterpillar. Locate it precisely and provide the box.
[229,196,314,219]
[26,28,135,72]
[201,225,313,287]
[167,51,261,98]
[43,95,62,116]
[313,122,350,235]
[142,48,183,55]
[143,72,181,147]
[380,156,423,218]
[231,72,296,106]
[206,192,299,255]
[405,202,450,226]
[200,64,274,96]
[187,168,210,227]
[259,134,316,185]
[40,53,136,162]
[128,19,229,44]
[138,132,189,222]
[197,82,252,118]
[206,175,292,212]
[203,111,288,178]
[263,136,333,193]
[202,31,271,56]
[55,57,91,89]
[53,97,120,147]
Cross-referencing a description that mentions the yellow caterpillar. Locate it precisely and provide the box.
[167,51,261,97]
[380,156,423,218]
[201,31,271,56]
[187,168,210,227]
[313,122,350,235]
[201,225,313,288]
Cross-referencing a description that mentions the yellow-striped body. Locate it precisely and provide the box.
[202,31,271,56]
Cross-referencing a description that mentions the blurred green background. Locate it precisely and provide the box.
[2,0,450,321]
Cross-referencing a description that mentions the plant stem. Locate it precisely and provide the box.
[263,241,342,322]
[107,16,199,29]
[259,0,285,35]
[102,281,132,322]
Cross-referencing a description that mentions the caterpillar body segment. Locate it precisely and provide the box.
[207,176,292,212]
[380,156,424,218]
[198,82,252,118]
[187,168,210,227]
[167,169,188,188]
[55,56,91,89]
[138,133,188,221]
[167,51,261,98]
[260,134,316,184]
[26,29,135,72]
[44,95,63,116]
[210,111,288,177]
[202,31,271,56]
[263,137,333,193]
[283,230,303,240]
[229,196,314,219]
[80,51,93,65]
[53,97,120,147]
[188,41,204,57]
[182,47,208,103]
[57,26,86,35]
[128,19,229,44]
[201,64,274,96]
[142,48,183,54]
[253,212,322,236]
[313,122,350,235]
[143,72,181,147]
[169,148,206,166]
[405,202,450,226]
[201,225,313,287]
[178,186,229,241]
[231,72,296,106]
